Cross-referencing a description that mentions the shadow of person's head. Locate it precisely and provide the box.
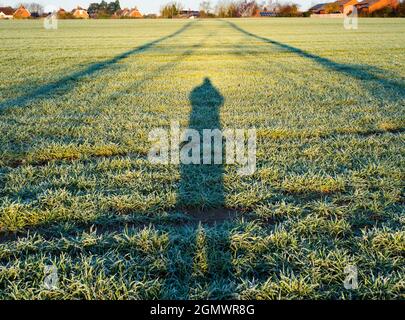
[189,77,224,130]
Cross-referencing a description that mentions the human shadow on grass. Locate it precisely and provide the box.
[0,22,194,112]
[168,78,236,298]
[2,34,215,170]
[224,21,405,102]
[0,79,238,299]
[177,78,225,208]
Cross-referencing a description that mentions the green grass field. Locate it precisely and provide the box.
[0,18,404,299]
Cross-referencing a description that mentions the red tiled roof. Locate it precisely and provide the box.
[0,6,14,15]
[14,5,31,18]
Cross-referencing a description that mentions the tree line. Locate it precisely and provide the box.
[160,1,302,18]
[13,0,405,18]
[87,0,121,17]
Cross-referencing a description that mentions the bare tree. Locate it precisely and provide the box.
[267,0,279,11]
[215,0,227,17]
[200,0,212,14]
[160,1,184,18]
[18,2,44,15]
[215,0,239,17]
[237,1,258,17]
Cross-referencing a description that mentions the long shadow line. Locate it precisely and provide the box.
[105,33,214,106]
[3,35,213,169]
[224,20,405,101]
[225,44,404,140]
[0,21,195,112]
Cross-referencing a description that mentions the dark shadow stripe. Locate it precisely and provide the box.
[0,21,195,112]
[224,20,405,100]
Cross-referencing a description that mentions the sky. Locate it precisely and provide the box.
[1,0,329,14]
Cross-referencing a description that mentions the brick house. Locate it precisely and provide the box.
[0,7,14,19]
[355,0,399,14]
[13,5,31,19]
[114,7,142,18]
[310,0,398,14]
[72,6,89,19]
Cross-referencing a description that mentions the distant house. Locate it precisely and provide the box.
[72,7,89,19]
[0,6,14,19]
[336,0,360,11]
[57,8,67,16]
[310,0,398,14]
[309,1,356,14]
[179,10,200,18]
[257,11,278,17]
[114,8,130,17]
[355,0,399,14]
[309,3,328,14]
[114,7,142,18]
[13,5,31,19]
[253,4,279,17]
[56,8,74,19]
[128,7,142,18]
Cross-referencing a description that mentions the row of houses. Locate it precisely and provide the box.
[114,8,142,18]
[179,10,200,18]
[309,0,399,15]
[0,5,143,19]
[0,5,30,19]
